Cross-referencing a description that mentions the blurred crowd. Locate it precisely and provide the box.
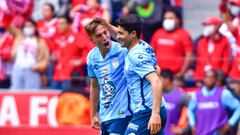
[0,0,239,93]
[0,0,240,134]
[0,0,179,91]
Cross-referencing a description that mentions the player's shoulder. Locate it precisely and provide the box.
[87,47,99,64]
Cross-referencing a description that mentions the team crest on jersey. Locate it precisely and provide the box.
[112,58,119,68]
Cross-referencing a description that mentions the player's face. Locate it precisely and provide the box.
[203,70,217,89]
[91,24,111,52]
[116,26,132,48]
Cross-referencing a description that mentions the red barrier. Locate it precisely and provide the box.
[0,91,98,135]
[0,91,60,126]
[0,125,99,135]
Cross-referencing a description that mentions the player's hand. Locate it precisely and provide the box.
[148,113,162,134]
[191,126,196,135]
[218,123,232,135]
[170,124,183,135]
[91,115,101,130]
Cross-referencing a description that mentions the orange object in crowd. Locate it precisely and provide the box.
[177,106,188,128]
[56,92,91,125]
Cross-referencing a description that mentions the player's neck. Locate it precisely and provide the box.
[127,38,140,51]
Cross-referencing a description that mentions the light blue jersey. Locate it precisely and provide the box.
[87,41,132,122]
[124,40,165,114]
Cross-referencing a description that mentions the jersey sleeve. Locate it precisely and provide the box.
[86,52,96,78]
[130,52,156,79]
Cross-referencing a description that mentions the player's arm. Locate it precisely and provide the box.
[90,77,101,129]
[146,72,163,134]
[154,64,161,75]
[218,89,240,134]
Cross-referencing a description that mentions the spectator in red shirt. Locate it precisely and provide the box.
[222,0,240,80]
[36,3,59,87]
[194,17,231,80]
[150,8,194,78]
[36,3,58,51]
[70,0,110,33]
[0,26,14,88]
[51,14,93,90]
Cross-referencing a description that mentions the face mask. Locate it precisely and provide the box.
[202,25,215,37]
[23,27,35,36]
[230,5,240,16]
[163,19,176,31]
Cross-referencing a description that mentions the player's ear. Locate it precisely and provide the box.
[130,31,137,38]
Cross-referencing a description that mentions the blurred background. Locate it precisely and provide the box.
[0,0,239,135]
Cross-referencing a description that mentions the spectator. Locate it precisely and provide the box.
[194,17,231,80]
[188,69,240,135]
[51,14,93,90]
[31,0,60,21]
[173,76,185,88]
[36,3,59,87]
[150,8,194,78]
[169,0,183,22]
[36,3,58,51]
[8,20,49,90]
[161,69,190,135]
[70,0,111,33]
[221,0,240,80]
[0,26,14,88]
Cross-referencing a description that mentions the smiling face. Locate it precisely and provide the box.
[91,24,111,54]
[116,26,133,48]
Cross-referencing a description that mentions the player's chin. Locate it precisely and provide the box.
[120,42,126,48]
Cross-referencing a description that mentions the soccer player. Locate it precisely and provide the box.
[85,18,132,134]
[114,14,167,135]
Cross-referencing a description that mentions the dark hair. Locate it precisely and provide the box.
[216,69,227,86]
[204,69,218,78]
[161,69,174,81]
[163,7,182,27]
[58,13,72,24]
[85,18,105,37]
[44,3,55,12]
[25,19,39,37]
[116,14,143,38]
[27,19,36,26]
